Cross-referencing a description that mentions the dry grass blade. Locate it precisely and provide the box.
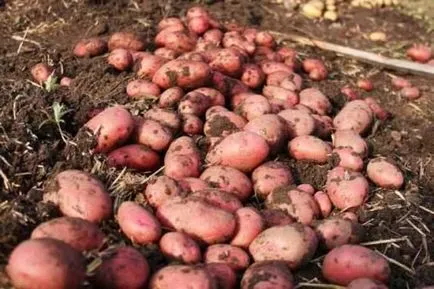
[295,283,345,289]
[361,237,408,246]
[375,251,416,275]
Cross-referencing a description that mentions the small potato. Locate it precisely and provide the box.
[278,109,315,138]
[179,91,212,116]
[155,30,196,53]
[278,47,298,66]
[241,64,265,89]
[200,165,252,201]
[326,167,369,209]
[367,158,404,189]
[150,265,215,289]
[332,147,364,172]
[85,106,135,153]
[255,31,276,48]
[108,32,145,51]
[205,244,250,270]
[266,71,302,92]
[188,16,210,35]
[231,207,264,248]
[212,71,250,97]
[93,246,149,289]
[7,238,85,289]
[314,191,333,218]
[249,224,318,269]
[153,60,212,89]
[159,87,184,108]
[297,184,315,194]
[341,212,359,223]
[164,136,202,180]
[341,86,360,101]
[209,48,244,77]
[108,48,133,71]
[190,189,242,213]
[31,217,104,252]
[182,113,204,135]
[407,44,432,63]
[157,198,236,244]
[222,31,256,55]
[401,86,421,100]
[252,161,293,199]
[266,188,320,225]
[107,144,160,171]
[254,46,283,63]
[73,38,107,57]
[154,47,180,60]
[60,77,72,87]
[135,118,173,151]
[347,278,388,289]
[131,51,151,62]
[302,58,328,81]
[333,129,368,157]
[194,87,226,106]
[44,170,112,223]
[299,88,331,115]
[263,86,299,109]
[322,245,390,285]
[144,107,181,132]
[241,261,294,289]
[136,54,168,79]
[206,131,270,173]
[205,263,237,289]
[315,217,364,249]
[391,77,412,89]
[260,61,293,75]
[143,175,183,208]
[357,79,374,91]
[127,79,161,100]
[31,63,53,84]
[237,94,272,121]
[204,109,247,137]
[333,100,373,134]
[312,114,333,139]
[158,17,184,32]
[261,209,295,227]
[289,135,332,164]
[364,97,390,121]
[159,232,201,263]
[203,29,224,45]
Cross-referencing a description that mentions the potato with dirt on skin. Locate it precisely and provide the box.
[203,29,224,45]
[332,147,364,172]
[289,135,332,164]
[249,223,318,269]
[222,31,256,55]
[364,97,390,121]
[150,265,216,289]
[159,87,184,108]
[251,161,293,199]
[164,136,202,180]
[236,94,272,121]
[107,144,160,171]
[159,232,202,264]
[189,189,243,213]
[367,157,404,189]
[205,263,237,289]
[241,63,265,89]
[322,245,390,285]
[31,63,54,84]
[204,108,247,138]
[31,217,104,252]
[299,88,331,115]
[157,197,236,244]
[231,207,264,248]
[178,177,210,193]
[278,108,315,138]
[126,79,161,100]
[182,113,204,135]
[263,86,299,110]
[194,87,226,107]
[260,61,293,75]
[205,244,250,270]
[178,91,212,116]
[312,114,333,139]
[43,170,112,223]
[255,31,276,48]
[108,32,145,51]
[73,38,107,57]
[266,71,302,92]
[136,54,168,79]
[7,238,85,289]
[297,184,315,194]
[108,48,133,71]
[347,278,388,289]
[157,17,184,31]
[154,47,180,60]
[333,129,369,157]
[144,107,181,133]
[134,118,173,152]
[302,58,328,80]
[200,165,253,201]
[314,217,364,249]
[212,71,250,97]
[333,100,374,134]
[155,30,197,53]
[209,48,245,77]
[85,105,135,153]
[93,246,150,289]
[143,175,183,208]
[261,209,295,227]
[241,261,294,289]
[313,191,333,218]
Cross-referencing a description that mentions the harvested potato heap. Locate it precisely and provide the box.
[10,6,414,289]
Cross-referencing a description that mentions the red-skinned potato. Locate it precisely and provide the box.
[196,40,219,54]
[7,238,85,289]
[278,109,315,138]
[178,178,210,193]
[155,30,196,53]
[190,189,243,213]
[333,129,368,157]
[341,86,360,101]
[117,201,161,244]
[200,165,253,201]
[150,265,215,289]
[312,114,333,139]
[314,191,333,218]
[241,261,294,289]
[302,58,328,80]
[209,48,245,77]
[260,61,293,75]
[182,113,204,135]
[159,87,184,108]
[127,79,160,100]
[179,91,212,116]
[206,105,229,118]
[93,246,150,289]
[261,209,295,227]
[341,211,359,223]
[255,31,276,48]
[206,131,270,173]
[205,244,250,270]
[391,76,411,89]
[194,87,226,106]
[364,97,390,121]
[231,207,264,248]
[73,38,107,57]
[205,263,237,289]
[237,94,272,121]
[60,76,72,87]
[347,278,388,289]
[252,161,293,199]
[249,223,318,269]
[241,64,265,89]
[159,232,201,264]
[406,44,432,63]
[254,46,283,63]
[203,29,224,45]
[243,28,257,42]
[31,63,53,84]
[332,147,364,172]
[357,79,374,91]
[326,167,369,209]
[108,48,133,71]
[154,47,180,60]
[333,100,373,134]
[107,144,160,171]
[164,136,202,180]
[212,71,250,97]
[108,32,145,51]
[135,118,173,151]
[153,60,212,89]
[131,51,151,62]
[157,17,184,31]
[188,16,210,35]
[297,184,315,194]
[43,170,112,223]
[231,92,255,109]
[222,31,256,55]
[367,157,404,189]
[401,86,421,100]
[204,109,247,137]
[187,6,210,19]
[322,245,390,285]
[314,217,364,249]
[143,175,183,208]
[263,86,299,109]
[289,135,332,164]
[85,105,135,153]
[299,88,331,115]
[157,197,236,244]
[136,54,168,79]
[266,71,302,92]
[144,107,181,133]
[278,47,299,69]
[31,217,104,252]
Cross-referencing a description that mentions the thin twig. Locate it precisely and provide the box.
[295,283,345,289]
[16,27,30,54]
[0,168,10,190]
[11,35,42,48]
[375,251,415,275]
[361,237,408,246]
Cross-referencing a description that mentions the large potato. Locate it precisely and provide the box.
[333,129,368,157]
[278,108,315,138]
[7,238,85,289]
[205,244,250,270]
[144,107,181,133]
[333,100,373,134]
[209,48,244,77]
[252,161,293,199]
[31,217,104,252]
[205,263,237,289]
[231,207,264,248]
[249,224,318,269]
[288,135,332,164]
[367,158,404,189]
[164,136,202,180]
[236,94,272,121]
[241,261,294,289]
[322,245,390,285]
[200,166,253,201]
[136,54,168,79]
[314,217,364,249]
[190,189,242,213]
[143,175,183,208]
[43,170,112,223]
[153,60,212,89]
[204,109,247,138]
[159,232,201,264]
[150,265,216,289]
[107,144,160,171]
[157,198,236,244]
[85,105,135,153]
[134,118,173,152]
[108,32,145,51]
[299,88,331,115]
[206,131,270,173]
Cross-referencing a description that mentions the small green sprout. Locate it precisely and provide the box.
[39,102,73,143]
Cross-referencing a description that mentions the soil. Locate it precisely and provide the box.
[0,0,433,288]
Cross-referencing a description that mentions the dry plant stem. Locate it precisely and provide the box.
[295,283,345,289]
[270,31,434,78]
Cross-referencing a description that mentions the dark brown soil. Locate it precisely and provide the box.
[0,0,433,288]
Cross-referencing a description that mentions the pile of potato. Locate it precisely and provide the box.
[10,6,419,289]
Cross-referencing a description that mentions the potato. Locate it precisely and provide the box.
[205,244,250,270]
[297,184,315,194]
[60,76,72,87]
[315,217,364,249]
[231,92,253,109]
[212,71,250,97]
[249,224,318,269]
[364,97,390,121]
[155,30,196,53]
[131,51,151,62]
[209,48,244,77]
[107,144,160,171]
[160,232,201,264]
[223,31,256,55]
[401,86,421,100]
[254,46,283,63]
[179,91,212,116]
[31,63,53,84]
[260,61,293,75]
[108,48,133,71]
[278,47,298,68]
[326,167,369,209]
[188,16,210,35]
[347,278,388,289]
[341,86,360,101]
[278,109,315,138]
[367,158,404,189]
[190,189,242,213]
[143,175,183,208]
[159,87,184,108]
[178,177,210,193]
[93,246,149,289]
[322,245,390,285]
[205,106,228,119]
[187,6,210,19]
[302,58,327,80]
[240,64,265,89]
[206,131,270,173]
[144,107,181,132]
[158,17,184,31]
[312,114,333,139]
[357,79,374,91]
[266,188,320,225]
[164,136,202,180]
[237,94,272,121]
[73,38,107,57]
[299,88,331,115]
[203,29,224,45]
[85,105,135,153]
[44,170,112,223]
[204,109,247,137]
[332,147,364,172]
[333,129,368,157]
[157,198,236,244]
[150,265,215,289]
[289,135,332,164]
[255,31,276,48]
[205,263,237,289]
[126,79,160,100]
[136,54,168,79]
[263,86,299,109]
[182,113,204,135]
[241,261,294,289]
[313,191,333,218]
[266,71,302,92]
[154,47,180,60]
[242,28,257,42]
[135,118,173,151]
[153,60,212,89]
[231,207,264,248]
[333,100,373,134]
[7,238,85,289]
[341,212,359,223]
[108,32,145,51]
[194,87,226,106]
[196,40,219,54]
[407,44,432,63]
[252,161,293,199]
[261,209,295,227]
[391,76,412,89]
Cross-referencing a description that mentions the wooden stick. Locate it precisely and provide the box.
[270,31,434,78]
